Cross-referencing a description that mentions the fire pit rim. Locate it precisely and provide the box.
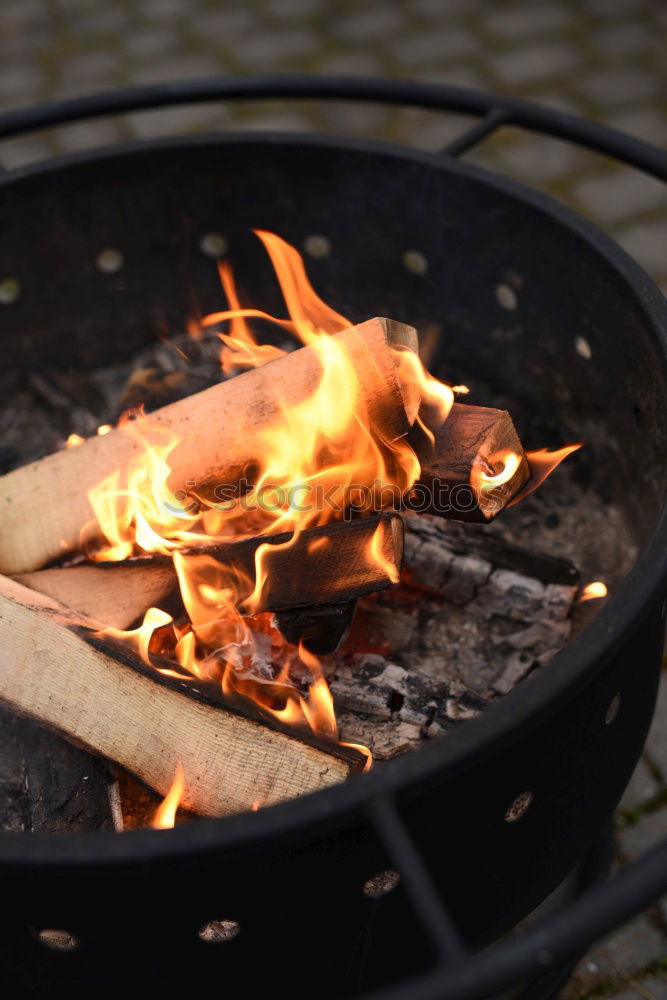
[0,128,665,867]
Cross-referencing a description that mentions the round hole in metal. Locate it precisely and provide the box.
[505,791,533,823]
[495,283,518,310]
[0,277,21,305]
[199,232,229,258]
[198,919,240,944]
[362,870,400,899]
[575,335,592,360]
[304,233,331,259]
[95,248,124,274]
[38,929,79,952]
[402,249,428,275]
[605,693,621,725]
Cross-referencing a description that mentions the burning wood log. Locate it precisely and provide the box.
[414,403,530,521]
[15,514,403,630]
[0,317,419,576]
[0,577,367,817]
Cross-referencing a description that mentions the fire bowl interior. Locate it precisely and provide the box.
[0,133,665,998]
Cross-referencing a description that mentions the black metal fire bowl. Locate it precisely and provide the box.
[0,77,665,1000]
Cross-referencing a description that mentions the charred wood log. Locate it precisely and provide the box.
[0,317,419,575]
[0,577,366,817]
[0,705,118,833]
[15,514,404,630]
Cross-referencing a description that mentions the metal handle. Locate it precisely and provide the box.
[0,74,665,181]
[366,792,667,1000]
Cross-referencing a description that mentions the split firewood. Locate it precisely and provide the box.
[15,514,404,631]
[413,403,530,522]
[0,577,367,817]
[0,317,419,576]
[0,704,119,833]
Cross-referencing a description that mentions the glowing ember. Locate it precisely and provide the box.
[152,762,185,829]
[578,581,608,602]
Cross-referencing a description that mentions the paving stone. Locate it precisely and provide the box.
[605,108,667,147]
[0,0,49,29]
[0,63,45,105]
[335,7,405,44]
[584,0,652,15]
[497,132,588,185]
[483,4,569,40]
[406,112,480,152]
[584,913,667,979]
[620,757,660,812]
[57,49,120,85]
[620,807,667,862]
[0,135,55,170]
[420,65,489,89]
[64,6,128,37]
[134,0,185,19]
[227,27,319,67]
[318,50,387,77]
[487,43,577,86]
[617,219,667,288]
[125,104,226,140]
[53,118,126,153]
[577,67,661,108]
[124,26,181,60]
[389,25,477,65]
[267,0,321,17]
[646,676,667,780]
[574,168,667,226]
[592,22,656,56]
[614,974,667,1000]
[188,6,257,41]
[126,54,223,86]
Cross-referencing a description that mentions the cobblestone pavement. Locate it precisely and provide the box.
[0,1,665,996]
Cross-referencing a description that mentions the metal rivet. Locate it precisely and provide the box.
[403,249,428,275]
[362,870,400,898]
[605,693,621,726]
[304,233,331,259]
[38,929,79,952]
[0,277,21,304]
[96,248,124,274]
[199,232,229,258]
[505,791,533,823]
[575,336,592,360]
[198,919,240,943]
[496,283,518,310]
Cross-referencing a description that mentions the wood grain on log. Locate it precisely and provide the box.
[15,514,403,630]
[0,318,417,575]
[0,577,366,817]
[415,403,530,522]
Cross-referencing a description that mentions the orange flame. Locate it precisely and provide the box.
[509,444,582,507]
[152,762,185,829]
[81,231,581,802]
[578,581,608,602]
